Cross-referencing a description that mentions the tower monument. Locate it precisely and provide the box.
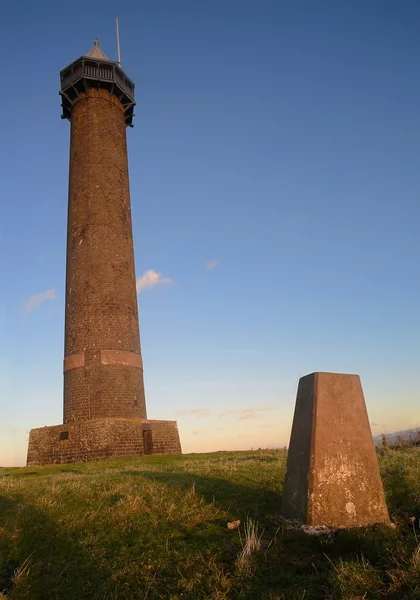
[27,40,181,465]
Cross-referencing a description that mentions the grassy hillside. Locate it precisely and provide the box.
[1,448,420,599]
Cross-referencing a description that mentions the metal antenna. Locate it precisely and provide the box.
[116,17,121,67]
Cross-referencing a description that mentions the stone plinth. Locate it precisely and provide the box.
[282,373,389,528]
[27,418,181,466]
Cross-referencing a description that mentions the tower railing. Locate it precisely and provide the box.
[60,57,135,102]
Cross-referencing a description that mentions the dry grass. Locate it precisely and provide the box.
[0,448,419,599]
[236,518,263,573]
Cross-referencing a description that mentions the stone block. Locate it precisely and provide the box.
[282,372,389,527]
[27,418,181,466]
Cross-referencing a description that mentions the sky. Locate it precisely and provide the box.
[1,0,420,466]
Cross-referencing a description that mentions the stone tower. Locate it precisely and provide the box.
[27,40,181,465]
[62,39,146,424]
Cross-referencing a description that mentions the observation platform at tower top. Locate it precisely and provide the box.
[59,39,135,126]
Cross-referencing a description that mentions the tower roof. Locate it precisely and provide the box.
[60,38,135,126]
[85,38,109,61]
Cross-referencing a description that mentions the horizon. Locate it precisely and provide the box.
[3,423,420,468]
[1,0,420,466]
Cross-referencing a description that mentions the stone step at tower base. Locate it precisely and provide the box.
[282,372,390,528]
[27,419,181,466]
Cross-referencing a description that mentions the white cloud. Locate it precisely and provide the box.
[136,270,174,293]
[22,288,56,317]
[205,260,218,271]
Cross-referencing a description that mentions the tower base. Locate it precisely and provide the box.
[27,418,181,466]
[282,372,389,528]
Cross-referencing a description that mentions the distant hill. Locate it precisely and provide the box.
[373,427,420,445]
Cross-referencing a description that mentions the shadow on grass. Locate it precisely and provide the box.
[126,469,282,526]
[0,495,112,600]
[6,471,41,478]
[129,472,408,598]
[130,472,403,599]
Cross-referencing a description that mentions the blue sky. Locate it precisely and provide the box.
[1,1,420,466]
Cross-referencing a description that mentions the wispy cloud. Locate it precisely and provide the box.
[371,421,385,428]
[176,409,211,418]
[22,288,56,317]
[0,427,19,434]
[136,269,174,293]
[205,260,218,271]
[219,406,274,421]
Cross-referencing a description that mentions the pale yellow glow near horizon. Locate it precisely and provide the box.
[0,431,28,468]
[1,402,419,467]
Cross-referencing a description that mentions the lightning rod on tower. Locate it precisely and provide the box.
[116,17,121,67]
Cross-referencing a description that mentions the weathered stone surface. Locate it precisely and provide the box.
[27,419,181,466]
[63,87,146,423]
[282,373,389,527]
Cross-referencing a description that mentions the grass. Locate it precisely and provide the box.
[0,447,420,599]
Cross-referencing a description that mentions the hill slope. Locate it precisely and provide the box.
[373,427,420,444]
[1,449,420,599]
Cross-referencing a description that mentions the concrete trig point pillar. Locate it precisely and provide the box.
[282,372,389,527]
